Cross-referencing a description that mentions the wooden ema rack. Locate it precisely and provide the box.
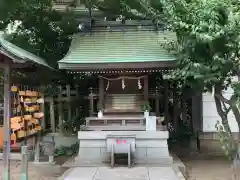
[0,86,44,150]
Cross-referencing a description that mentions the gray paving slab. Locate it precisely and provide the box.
[94,167,148,180]
[63,167,98,180]
[149,167,179,180]
[62,166,183,180]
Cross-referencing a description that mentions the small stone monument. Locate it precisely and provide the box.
[42,136,55,164]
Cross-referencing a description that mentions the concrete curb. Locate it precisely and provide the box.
[173,166,187,180]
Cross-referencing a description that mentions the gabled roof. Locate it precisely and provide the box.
[58,25,176,71]
[0,31,52,69]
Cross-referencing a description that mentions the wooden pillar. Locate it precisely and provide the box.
[164,80,169,123]
[144,75,148,101]
[155,87,160,116]
[49,97,56,133]
[75,85,80,131]
[75,85,80,117]
[192,94,202,132]
[172,88,178,129]
[181,97,187,122]
[76,0,81,5]
[192,94,203,150]
[3,62,11,180]
[40,86,46,129]
[89,87,94,116]
[66,85,71,122]
[57,86,63,132]
[35,85,45,162]
[99,77,104,108]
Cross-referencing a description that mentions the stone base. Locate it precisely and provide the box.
[75,131,173,166]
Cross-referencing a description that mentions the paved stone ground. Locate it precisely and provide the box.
[62,167,181,180]
[0,155,237,180]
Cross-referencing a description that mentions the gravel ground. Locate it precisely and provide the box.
[0,160,68,180]
[181,153,239,180]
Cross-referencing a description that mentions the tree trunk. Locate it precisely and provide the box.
[231,105,240,151]
[215,87,240,157]
[214,95,232,135]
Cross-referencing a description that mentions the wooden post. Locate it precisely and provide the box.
[49,97,55,133]
[173,88,178,129]
[89,87,94,116]
[3,62,11,180]
[40,86,45,129]
[191,94,202,150]
[75,85,80,117]
[155,87,160,116]
[34,86,44,163]
[181,98,187,122]
[57,86,63,132]
[99,77,104,108]
[20,146,28,180]
[66,85,71,122]
[144,75,148,102]
[164,80,169,123]
[192,94,202,132]
[75,85,80,131]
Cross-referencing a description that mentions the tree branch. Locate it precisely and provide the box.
[214,86,231,104]
[214,95,232,135]
[221,101,231,115]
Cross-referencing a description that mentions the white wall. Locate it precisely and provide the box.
[202,88,239,132]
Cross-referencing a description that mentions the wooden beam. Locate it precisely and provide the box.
[49,97,56,133]
[3,61,11,180]
[59,61,177,70]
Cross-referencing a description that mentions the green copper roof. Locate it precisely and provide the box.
[0,31,52,69]
[58,29,176,70]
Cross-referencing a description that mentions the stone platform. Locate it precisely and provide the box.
[60,166,185,180]
[75,131,172,166]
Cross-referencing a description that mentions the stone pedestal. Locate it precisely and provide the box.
[75,131,173,166]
